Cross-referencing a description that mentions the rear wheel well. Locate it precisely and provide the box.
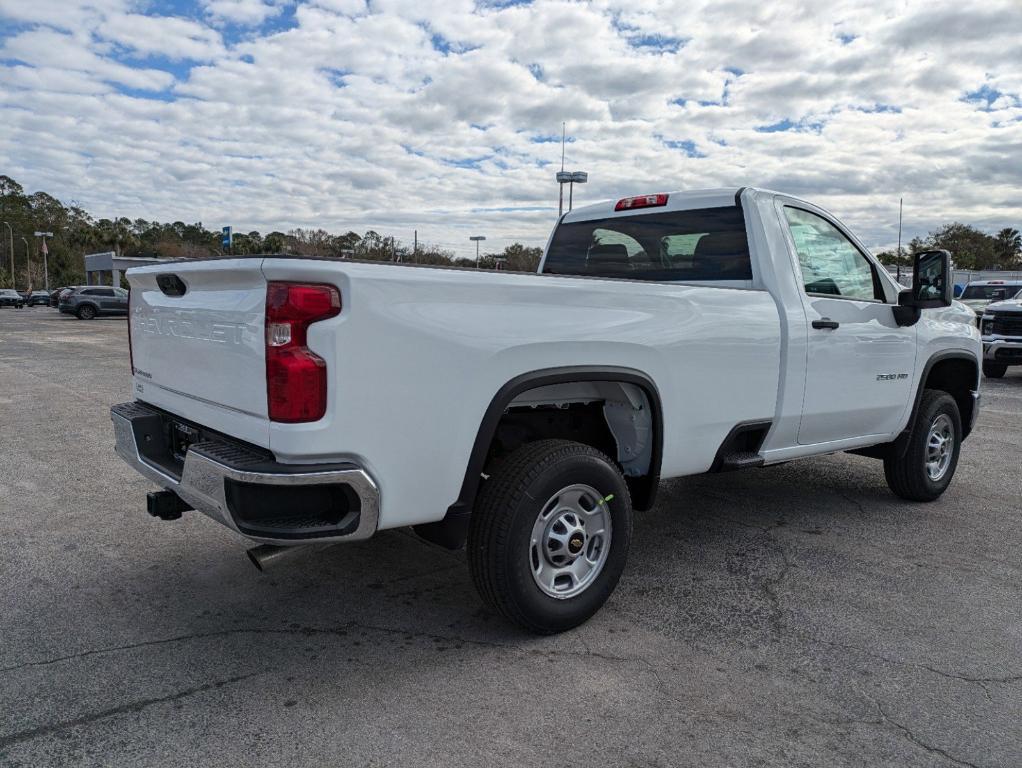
[414,369,663,550]
[485,380,659,511]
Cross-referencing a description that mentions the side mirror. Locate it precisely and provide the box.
[908,249,953,309]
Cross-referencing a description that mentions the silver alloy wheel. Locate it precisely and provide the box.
[925,413,954,481]
[530,483,612,599]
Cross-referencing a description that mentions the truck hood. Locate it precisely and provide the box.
[960,298,991,313]
[984,298,1022,314]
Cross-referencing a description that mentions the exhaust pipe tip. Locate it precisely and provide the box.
[246,543,332,572]
[246,547,267,571]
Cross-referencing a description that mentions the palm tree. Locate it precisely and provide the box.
[994,228,1021,266]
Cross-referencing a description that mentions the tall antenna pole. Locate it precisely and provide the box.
[897,197,903,259]
[560,122,565,172]
[558,122,566,217]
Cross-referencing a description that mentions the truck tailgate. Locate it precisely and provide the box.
[128,259,268,426]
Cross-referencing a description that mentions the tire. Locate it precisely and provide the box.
[982,362,1007,379]
[77,304,97,320]
[884,390,961,502]
[467,439,632,634]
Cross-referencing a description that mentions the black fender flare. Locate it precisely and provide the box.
[414,365,664,549]
[894,349,979,456]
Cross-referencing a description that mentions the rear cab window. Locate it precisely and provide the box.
[961,284,1022,302]
[542,206,752,284]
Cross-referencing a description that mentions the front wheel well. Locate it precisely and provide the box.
[924,357,978,439]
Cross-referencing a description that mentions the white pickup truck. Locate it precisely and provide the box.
[112,187,981,634]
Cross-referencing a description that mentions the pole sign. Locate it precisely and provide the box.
[221,226,232,251]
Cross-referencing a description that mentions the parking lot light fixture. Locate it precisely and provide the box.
[556,171,572,216]
[568,170,588,212]
[469,235,486,267]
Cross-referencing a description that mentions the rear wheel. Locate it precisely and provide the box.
[982,362,1007,379]
[467,439,632,634]
[884,390,961,501]
[77,304,96,320]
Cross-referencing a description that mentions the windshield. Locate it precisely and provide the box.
[543,206,751,281]
[961,285,1022,301]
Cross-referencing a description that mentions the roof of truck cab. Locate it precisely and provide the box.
[560,187,774,223]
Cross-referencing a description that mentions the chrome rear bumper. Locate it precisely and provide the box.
[111,401,379,545]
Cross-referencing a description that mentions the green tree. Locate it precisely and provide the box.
[993,227,1021,266]
[928,223,997,270]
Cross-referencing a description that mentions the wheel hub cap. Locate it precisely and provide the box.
[530,484,612,599]
[925,413,954,481]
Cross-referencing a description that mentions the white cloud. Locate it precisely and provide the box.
[202,0,287,26]
[99,14,226,61]
[0,0,1020,257]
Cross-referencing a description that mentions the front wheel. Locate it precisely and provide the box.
[983,362,1007,379]
[467,439,632,634]
[884,390,961,502]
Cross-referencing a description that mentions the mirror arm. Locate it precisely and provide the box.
[893,289,921,327]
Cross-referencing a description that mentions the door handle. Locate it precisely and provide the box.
[812,318,840,330]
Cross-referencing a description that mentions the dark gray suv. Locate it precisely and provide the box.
[59,286,129,319]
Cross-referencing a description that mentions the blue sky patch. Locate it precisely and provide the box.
[321,67,351,87]
[658,136,704,158]
[627,34,686,53]
[962,84,1003,110]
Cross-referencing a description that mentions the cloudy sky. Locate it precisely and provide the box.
[1,0,1020,257]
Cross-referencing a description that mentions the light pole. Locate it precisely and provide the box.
[556,171,571,216]
[568,171,587,212]
[34,231,53,291]
[469,235,486,267]
[2,221,12,285]
[21,237,30,291]
[556,170,588,215]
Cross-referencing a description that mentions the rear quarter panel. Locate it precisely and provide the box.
[261,259,782,529]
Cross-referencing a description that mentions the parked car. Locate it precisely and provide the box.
[111,187,981,634]
[50,287,72,307]
[59,286,129,319]
[0,288,25,308]
[959,280,1022,319]
[53,286,78,307]
[979,289,1022,378]
[26,290,51,307]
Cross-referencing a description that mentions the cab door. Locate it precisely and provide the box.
[113,287,129,312]
[94,287,117,311]
[777,204,917,446]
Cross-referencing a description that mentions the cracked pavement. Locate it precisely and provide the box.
[1,309,1020,767]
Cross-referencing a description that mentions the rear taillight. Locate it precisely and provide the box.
[265,282,341,423]
[614,193,669,211]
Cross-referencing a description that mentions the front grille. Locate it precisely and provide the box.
[991,313,1022,337]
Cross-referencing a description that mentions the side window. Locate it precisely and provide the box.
[81,289,98,296]
[97,288,115,297]
[783,207,881,301]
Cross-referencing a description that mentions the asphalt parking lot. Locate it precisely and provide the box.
[1,307,1019,767]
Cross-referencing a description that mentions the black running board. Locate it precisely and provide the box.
[709,421,771,473]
